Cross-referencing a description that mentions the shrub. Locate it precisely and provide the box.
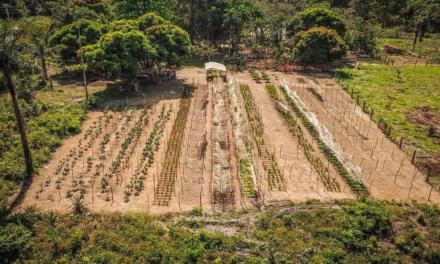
[288,7,347,37]
[293,27,347,65]
[341,198,392,250]
[0,223,33,261]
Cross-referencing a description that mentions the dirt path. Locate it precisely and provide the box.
[274,71,439,203]
[234,72,354,202]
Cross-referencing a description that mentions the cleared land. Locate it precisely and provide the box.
[273,70,439,202]
[16,66,440,214]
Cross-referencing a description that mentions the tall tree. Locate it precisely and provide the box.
[404,0,440,49]
[111,0,178,21]
[0,21,34,186]
[20,16,54,87]
[223,0,262,54]
[83,30,157,92]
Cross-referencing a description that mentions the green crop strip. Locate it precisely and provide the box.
[278,84,368,195]
[266,85,340,192]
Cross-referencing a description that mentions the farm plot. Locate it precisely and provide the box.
[239,84,286,191]
[211,80,236,210]
[178,82,210,210]
[19,102,178,212]
[276,72,440,203]
[227,81,259,199]
[234,71,353,201]
[153,97,191,206]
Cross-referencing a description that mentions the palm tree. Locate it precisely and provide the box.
[0,21,34,186]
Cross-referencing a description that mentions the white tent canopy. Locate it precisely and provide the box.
[205,62,226,72]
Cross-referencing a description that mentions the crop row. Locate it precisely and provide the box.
[124,104,171,201]
[227,82,258,198]
[266,84,340,192]
[239,84,286,191]
[279,84,368,195]
[154,99,191,206]
[249,69,270,83]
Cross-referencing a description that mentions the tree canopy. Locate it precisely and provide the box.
[293,27,347,64]
[288,7,347,37]
[49,19,106,60]
[84,30,156,81]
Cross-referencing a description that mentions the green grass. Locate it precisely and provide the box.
[336,65,440,154]
[377,35,440,61]
[1,199,440,263]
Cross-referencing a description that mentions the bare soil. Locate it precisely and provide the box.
[18,67,438,215]
[234,71,354,202]
[273,71,439,203]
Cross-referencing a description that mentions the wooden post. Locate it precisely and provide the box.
[411,150,417,164]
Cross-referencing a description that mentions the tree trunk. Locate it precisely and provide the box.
[419,24,427,43]
[132,78,139,93]
[39,46,49,81]
[2,66,34,183]
[412,29,419,51]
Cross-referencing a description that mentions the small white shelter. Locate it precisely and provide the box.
[205,62,226,72]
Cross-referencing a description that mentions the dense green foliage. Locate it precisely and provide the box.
[0,97,86,216]
[288,7,347,36]
[84,30,156,80]
[49,19,106,60]
[0,199,439,263]
[111,0,178,21]
[293,27,347,64]
[83,13,191,83]
[145,24,192,67]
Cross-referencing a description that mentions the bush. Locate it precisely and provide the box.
[341,198,392,250]
[288,7,347,37]
[293,27,347,65]
[0,223,33,261]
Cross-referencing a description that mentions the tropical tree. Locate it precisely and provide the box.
[83,30,157,92]
[108,19,139,33]
[0,21,34,187]
[223,0,262,54]
[193,41,218,61]
[20,16,54,86]
[287,7,347,37]
[49,19,106,60]
[293,27,347,64]
[404,0,440,49]
[145,24,192,67]
[138,12,169,31]
[345,17,378,56]
[111,0,178,21]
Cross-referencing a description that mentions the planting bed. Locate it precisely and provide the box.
[211,80,235,209]
[153,98,191,206]
[274,71,440,203]
[234,71,353,202]
[239,84,286,191]
[227,81,259,198]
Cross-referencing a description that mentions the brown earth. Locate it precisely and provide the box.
[17,67,439,215]
[273,71,439,203]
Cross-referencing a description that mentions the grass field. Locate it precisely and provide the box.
[336,65,440,155]
[377,31,440,62]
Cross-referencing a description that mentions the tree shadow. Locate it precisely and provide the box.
[94,78,189,110]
